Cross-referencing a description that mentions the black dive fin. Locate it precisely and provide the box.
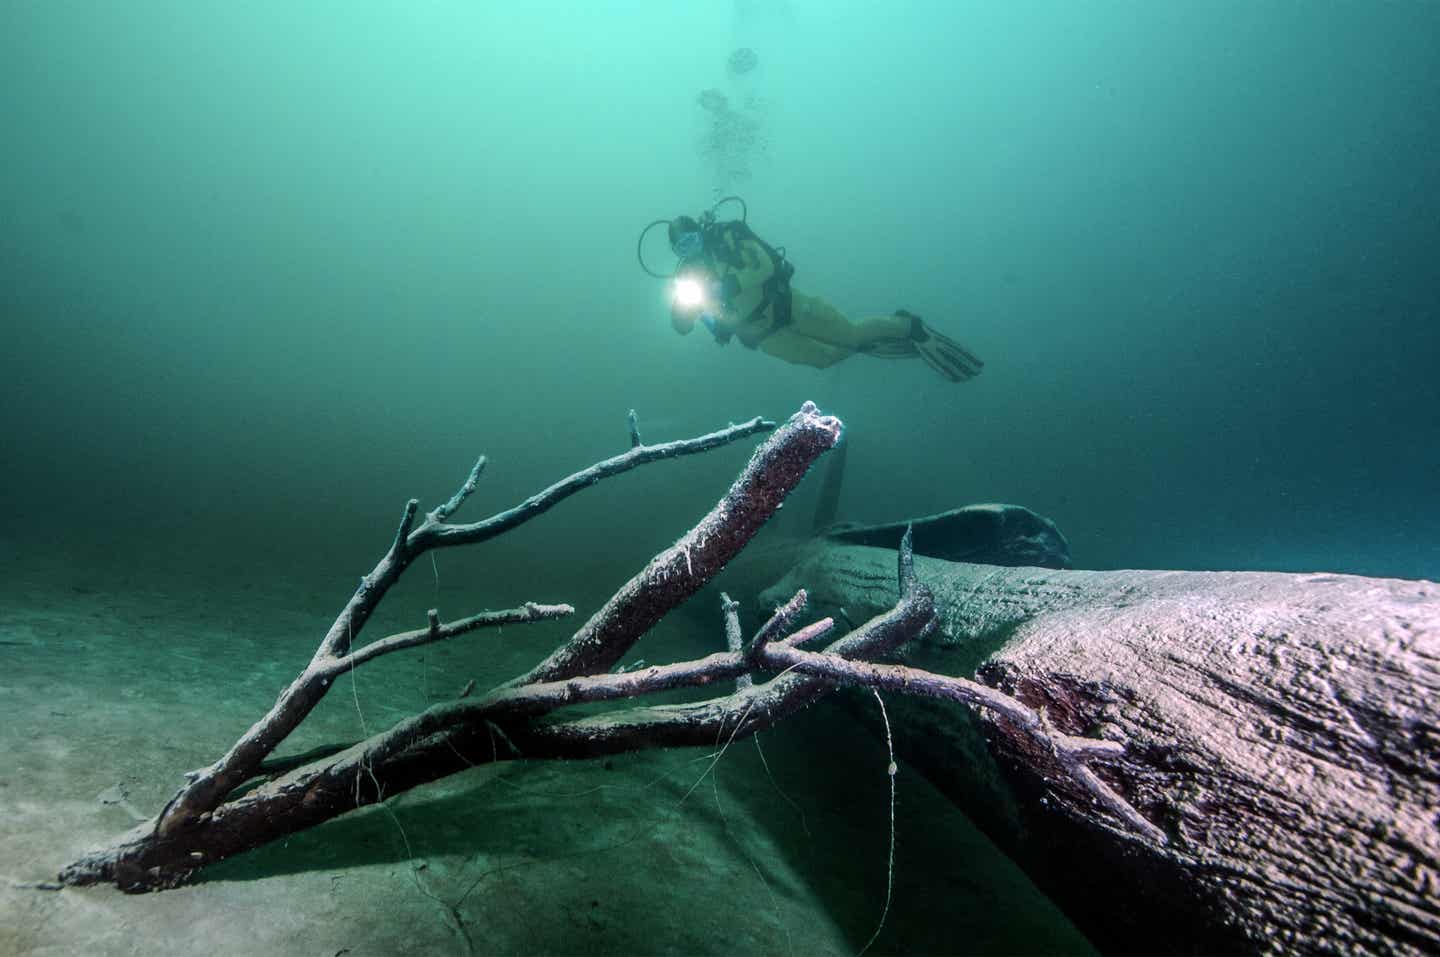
[898,310,983,382]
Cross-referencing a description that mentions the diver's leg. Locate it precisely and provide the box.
[787,292,872,350]
[758,327,853,369]
[791,291,914,354]
[850,315,920,357]
[784,292,984,381]
[813,299,985,381]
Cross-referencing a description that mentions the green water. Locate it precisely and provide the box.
[3,2,1437,954]
[4,1,1437,580]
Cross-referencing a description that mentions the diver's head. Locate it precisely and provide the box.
[668,215,705,259]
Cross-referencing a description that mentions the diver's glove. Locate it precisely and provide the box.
[700,314,733,344]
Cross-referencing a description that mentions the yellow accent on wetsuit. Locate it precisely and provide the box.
[671,219,981,380]
[670,221,778,345]
[762,292,915,369]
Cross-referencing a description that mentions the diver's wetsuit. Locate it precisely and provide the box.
[670,219,983,381]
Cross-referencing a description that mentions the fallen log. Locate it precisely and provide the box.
[757,542,1440,956]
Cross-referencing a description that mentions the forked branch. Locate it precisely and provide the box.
[150,409,782,841]
[61,403,840,891]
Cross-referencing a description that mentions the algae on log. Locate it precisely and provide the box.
[758,543,1440,956]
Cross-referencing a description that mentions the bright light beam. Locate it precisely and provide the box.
[673,277,706,309]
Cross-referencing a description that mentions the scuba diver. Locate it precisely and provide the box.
[638,198,983,382]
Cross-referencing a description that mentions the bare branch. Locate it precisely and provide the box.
[898,524,915,593]
[759,645,1026,724]
[754,643,1163,844]
[749,589,808,652]
[500,587,937,759]
[477,651,750,719]
[721,593,743,654]
[720,593,751,692]
[390,499,419,558]
[417,415,780,552]
[512,402,841,685]
[431,455,488,523]
[339,602,575,672]
[776,617,834,648]
[627,409,643,448]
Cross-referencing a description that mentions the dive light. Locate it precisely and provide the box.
[672,275,708,310]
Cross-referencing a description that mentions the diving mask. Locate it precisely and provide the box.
[672,229,705,259]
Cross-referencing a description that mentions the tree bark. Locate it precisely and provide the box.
[757,541,1440,956]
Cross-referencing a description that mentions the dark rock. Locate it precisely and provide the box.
[821,503,1071,569]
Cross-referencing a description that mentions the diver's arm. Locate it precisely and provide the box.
[676,302,733,343]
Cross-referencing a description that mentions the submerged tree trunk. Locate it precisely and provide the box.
[757,542,1440,956]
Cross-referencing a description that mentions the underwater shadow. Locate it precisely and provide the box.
[197,749,790,953]
[198,744,730,884]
